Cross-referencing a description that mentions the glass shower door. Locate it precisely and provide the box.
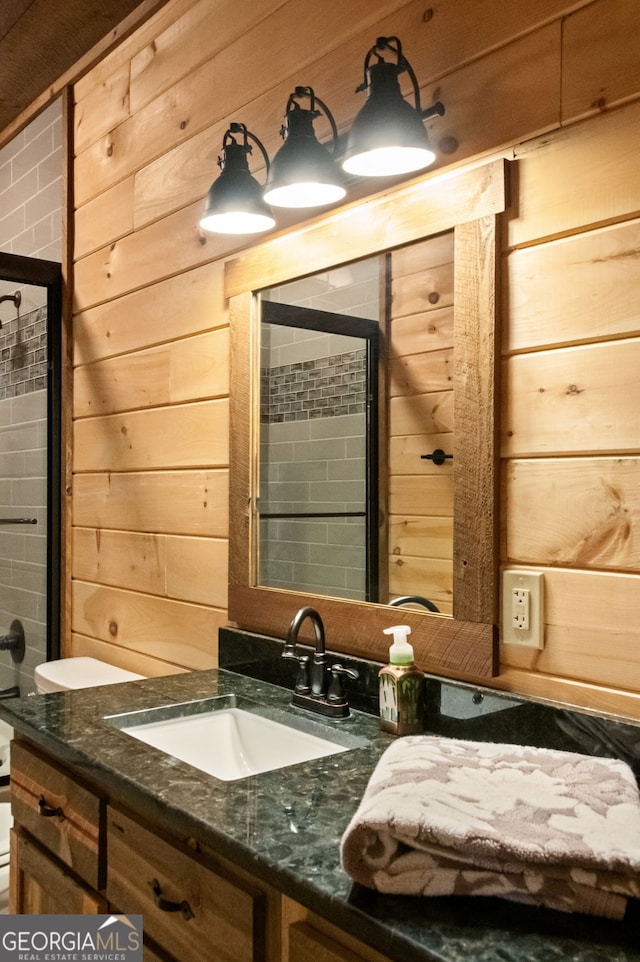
[0,253,62,697]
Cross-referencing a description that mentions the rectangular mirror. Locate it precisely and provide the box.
[226,160,508,679]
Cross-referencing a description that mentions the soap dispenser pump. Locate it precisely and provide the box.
[379,625,425,735]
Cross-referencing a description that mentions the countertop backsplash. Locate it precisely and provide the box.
[219,626,640,778]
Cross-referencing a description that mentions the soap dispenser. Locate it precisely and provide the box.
[379,625,425,735]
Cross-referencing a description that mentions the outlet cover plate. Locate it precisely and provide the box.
[502,570,544,649]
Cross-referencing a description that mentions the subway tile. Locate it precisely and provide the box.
[24,178,61,227]
[310,542,365,570]
[0,204,26,243]
[13,128,54,181]
[309,479,365,503]
[11,226,36,256]
[37,147,62,191]
[5,165,38,209]
[0,450,26,479]
[293,438,347,461]
[327,457,366,481]
[276,460,328,483]
[23,101,61,142]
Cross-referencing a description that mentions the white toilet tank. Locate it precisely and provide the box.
[34,657,145,693]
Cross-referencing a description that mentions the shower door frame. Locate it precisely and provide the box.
[0,251,62,663]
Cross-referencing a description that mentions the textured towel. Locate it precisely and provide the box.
[340,735,640,918]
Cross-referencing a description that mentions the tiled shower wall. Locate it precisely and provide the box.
[260,337,369,599]
[0,99,62,694]
[259,260,380,600]
[0,100,63,262]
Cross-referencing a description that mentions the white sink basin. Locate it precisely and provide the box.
[107,698,355,781]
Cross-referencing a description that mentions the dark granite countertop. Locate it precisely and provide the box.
[1,662,640,962]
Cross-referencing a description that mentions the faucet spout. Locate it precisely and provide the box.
[286,605,325,655]
[285,606,326,695]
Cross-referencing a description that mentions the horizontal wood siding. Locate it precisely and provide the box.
[501,93,640,713]
[66,0,640,715]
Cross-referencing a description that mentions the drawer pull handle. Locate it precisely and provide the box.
[38,796,64,818]
[149,878,194,920]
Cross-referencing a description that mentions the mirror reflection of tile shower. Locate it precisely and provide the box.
[259,258,382,600]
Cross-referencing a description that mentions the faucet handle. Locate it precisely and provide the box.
[327,663,358,705]
[294,655,311,695]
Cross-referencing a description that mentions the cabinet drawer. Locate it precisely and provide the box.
[289,922,361,962]
[289,921,388,962]
[10,741,104,890]
[10,828,108,915]
[107,807,265,962]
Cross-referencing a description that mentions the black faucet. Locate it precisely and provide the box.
[283,606,357,718]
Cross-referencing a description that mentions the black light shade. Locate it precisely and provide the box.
[200,124,275,234]
[343,37,437,177]
[263,87,346,208]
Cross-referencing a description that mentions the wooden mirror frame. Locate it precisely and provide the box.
[225,159,507,679]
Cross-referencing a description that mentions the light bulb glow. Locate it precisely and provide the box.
[343,145,435,177]
[199,210,275,234]
[264,181,346,209]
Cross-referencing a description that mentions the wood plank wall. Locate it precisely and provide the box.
[65,0,640,715]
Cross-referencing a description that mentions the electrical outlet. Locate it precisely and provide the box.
[502,570,544,649]
[512,587,530,630]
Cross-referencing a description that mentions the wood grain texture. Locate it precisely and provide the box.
[11,742,104,891]
[229,584,496,678]
[504,218,640,353]
[72,527,228,607]
[71,581,221,669]
[107,807,263,962]
[69,633,189,676]
[502,338,640,457]
[10,829,108,915]
[561,0,640,123]
[289,921,372,962]
[74,328,229,417]
[453,216,499,624]
[73,470,229,537]
[73,259,226,365]
[508,99,640,248]
[505,458,640,569]
[73,399,229,472]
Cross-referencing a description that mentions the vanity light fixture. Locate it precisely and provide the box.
[199,123,276,234]
[263,86,346,209]
[342,36,444,178]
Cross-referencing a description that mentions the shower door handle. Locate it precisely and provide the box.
[0,518,37,524]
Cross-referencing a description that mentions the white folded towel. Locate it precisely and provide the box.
[340,735,640,918]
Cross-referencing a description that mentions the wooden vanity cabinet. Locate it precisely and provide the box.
[9,738,396,962]
[284,910,393,962]
[106,806,266,962]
